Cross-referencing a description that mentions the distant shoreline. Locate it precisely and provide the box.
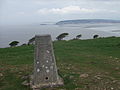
[56,19,120,25]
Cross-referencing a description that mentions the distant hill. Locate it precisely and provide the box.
[40,24,47,25]
[56,19,120,25]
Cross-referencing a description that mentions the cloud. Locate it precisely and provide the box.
[37,5,101,14]
[37,5,118,15]
[17,12,25,15]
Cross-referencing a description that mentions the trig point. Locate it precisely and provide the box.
[31,35,63,90]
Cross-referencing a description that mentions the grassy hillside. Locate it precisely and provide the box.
[0,37,120,90]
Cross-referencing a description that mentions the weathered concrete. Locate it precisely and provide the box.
[31,35,63,90]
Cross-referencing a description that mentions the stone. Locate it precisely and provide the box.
[111,87,114,90]
[69,75,74,79]
[0,73,3,77]
[115,67,119,70]
[22,80,30,86]
[94,75,101,80]
[80,73,89,78]
[109,56,112,58]
[21,75,29,80]
[31,35,63,90]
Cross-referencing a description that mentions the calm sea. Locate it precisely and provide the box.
[0,23,120,48]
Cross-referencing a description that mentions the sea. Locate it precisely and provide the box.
[0,23,120,48]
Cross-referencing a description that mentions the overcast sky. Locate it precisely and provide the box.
[0,0,120,25]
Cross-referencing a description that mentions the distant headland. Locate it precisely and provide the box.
[56,19,120,25]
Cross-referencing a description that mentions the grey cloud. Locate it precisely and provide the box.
[0,0,120,25]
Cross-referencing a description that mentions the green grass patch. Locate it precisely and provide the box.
[0,37,120,90]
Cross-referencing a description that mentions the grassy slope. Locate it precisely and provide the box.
[0,37,120,90]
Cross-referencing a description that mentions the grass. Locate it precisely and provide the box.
[0,37,120,90]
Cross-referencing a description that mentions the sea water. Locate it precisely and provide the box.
[0,23,120,48]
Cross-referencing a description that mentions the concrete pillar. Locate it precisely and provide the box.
[31,35,63,90]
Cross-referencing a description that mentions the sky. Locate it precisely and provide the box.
[0,0,120,25]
